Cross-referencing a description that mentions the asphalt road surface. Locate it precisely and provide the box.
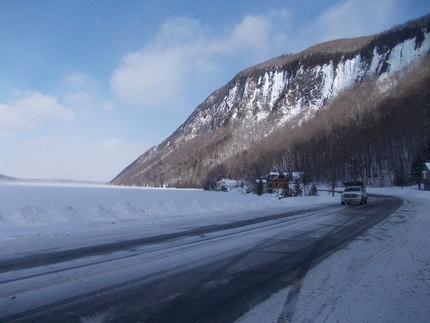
[0,194,403,323]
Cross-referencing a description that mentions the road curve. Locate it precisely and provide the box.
[0,194,402,323]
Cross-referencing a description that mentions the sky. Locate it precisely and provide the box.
[0,0,429,182]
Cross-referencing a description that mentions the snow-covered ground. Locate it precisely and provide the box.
[0,183,335,259]
[0,183,429,322]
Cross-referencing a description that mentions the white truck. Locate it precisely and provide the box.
[341,181,367,205]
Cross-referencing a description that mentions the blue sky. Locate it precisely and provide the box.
[0,0,429,181]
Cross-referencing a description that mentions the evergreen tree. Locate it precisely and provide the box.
[308,183,319,196]
[423,139,430,161]
[283,183,292,197]
[256,180,263,196]
[410,149,424,190]
[301,172,310,196]
[294,182,303,197]
[394,163,409,188]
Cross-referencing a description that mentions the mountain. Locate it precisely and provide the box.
[112,14,430,188]
[0,174,17,182]
[0,173,105,185]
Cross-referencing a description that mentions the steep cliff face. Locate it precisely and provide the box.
[112,15,430,187]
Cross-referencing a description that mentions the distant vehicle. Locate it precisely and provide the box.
[341,181,367,205]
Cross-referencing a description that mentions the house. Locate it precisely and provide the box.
[423,163,430,191]
[266,171,290,194]
[216,178,238,191]
[255,171,305,195]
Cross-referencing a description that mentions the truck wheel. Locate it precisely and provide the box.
[360,198,364,205]
[341,202,345,205]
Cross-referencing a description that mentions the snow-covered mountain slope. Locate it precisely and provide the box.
[112,15,430,187]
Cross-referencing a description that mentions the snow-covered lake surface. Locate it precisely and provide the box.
[0,183,429,322]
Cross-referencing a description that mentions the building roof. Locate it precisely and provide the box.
[217,178,237,184]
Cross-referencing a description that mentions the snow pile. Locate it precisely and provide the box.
[0,182,336,257]
[0,183,337,227]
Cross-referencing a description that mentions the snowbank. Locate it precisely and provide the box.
[0,183,336,258]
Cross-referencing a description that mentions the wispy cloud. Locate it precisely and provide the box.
[64,91,92,105]
[307,0,402,43]
[0,92,74,135]
[110,45,188,106]
[227,9,292,57]
[65,72,88,86]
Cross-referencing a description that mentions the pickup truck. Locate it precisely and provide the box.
[341,181,367,205]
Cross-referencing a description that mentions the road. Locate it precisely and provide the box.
[0,194,403,323]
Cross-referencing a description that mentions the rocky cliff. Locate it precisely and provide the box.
[112,14,430,187]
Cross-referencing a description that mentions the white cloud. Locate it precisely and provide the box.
[157,17,205,47]
[229,15,273,56]
[226,9,293,58]
[110,17,219,107]
[0,103,33,131]
[63,73,102,109]
[64,91,92,105]
[310,0,401,42]
[102,100,114,111]
[110,13,292,107]
[110,46,187,106]
[0,92,74,134]
[65,73,88,86]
